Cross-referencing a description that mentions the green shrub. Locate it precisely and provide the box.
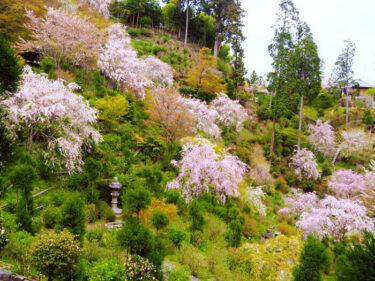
[89,259,124,281]
[225,220,243,247]
[85,203,98,223]
[86,228,104,242]
[313,92,335,109]
[123,187,151,216]
[188,200,205,232]
[335,232,375,280]
[363,108,373,125]
[168,228,186,248]
[97,200,116,222]
[31,230,81,281]
[167,267,190,281]
[42,205,61,229]
[152,45,168,55]
[151,210,169,232]
[58,192,85,242]
[66,172,88,191]
[0,34,22,95]
[257,105,271,120]
[140,16,152,27]
[40,57,55,77]
[293,235,331,281]
[321,162,332,177]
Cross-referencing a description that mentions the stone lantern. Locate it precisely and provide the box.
[109,177,122,214]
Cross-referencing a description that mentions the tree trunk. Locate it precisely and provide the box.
[345,87,349,127]
[214,33,219,57]
[184,0,189,46]
[268,92,273,110]
[297,94,304,150]
[331,147,342,166]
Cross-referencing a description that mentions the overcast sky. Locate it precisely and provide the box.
[242,0,375,84]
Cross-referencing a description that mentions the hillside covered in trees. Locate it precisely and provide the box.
[0,0,375,280]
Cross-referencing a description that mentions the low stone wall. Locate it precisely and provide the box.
[0,268,33,281]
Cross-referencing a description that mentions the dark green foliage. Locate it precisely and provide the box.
[335,232,375,281]
[179,85,216,102]
[0,35,22,95]
[321,162,332,177]
[225,220,243,247]
[117,217,153,256]
[257,105,272,120]
[162,140,182,170]
[147,236,166,268]
[188,200,205,232]
[42,205,60,229]
[10,165,38,233]
[123,187,151,217]
[363,109,373,125]
[167,228,186,248]
[0,110,15,167]
[66,173,89,191]
[313,92,335,109]
[137,166,164,197]
[151,210,169,233]
[40,57,55,77]
[293,235,331,281]
[58,192,85,242]
[97,200,115,222]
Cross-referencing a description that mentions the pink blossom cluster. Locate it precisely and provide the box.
[289,148,321,180]
[98,24,173,99]
[328,169,366,199]
[308,119,335,156]
[1,66,102,172]
[279,190,320,218]
[210,93,249,130]
[280,190,373,240]
[19,8,103,67]
[296,195,374,240]
[182,97,221,139]
[167,138,249,203]
[82,0,111,18]
[340,129,371,155]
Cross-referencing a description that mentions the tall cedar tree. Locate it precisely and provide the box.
[201,0,238,57]
[289,22,321,149]
[228,0,247,97]
[332,39,356,127]
[268,0,299,157]
[0,35,22,95]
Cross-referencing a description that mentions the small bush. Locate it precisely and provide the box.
[97,200,116,222]
[42,205,61,228]
[86,228,104,242]
[151,210,169,232]
[89,258,124,281]
[124,254,158,280]
[168,228,187,248]
[31,230,81,281]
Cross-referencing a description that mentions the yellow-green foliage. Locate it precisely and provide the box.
[96,95,129,124]
[241,235,302,281]
[186,47,225,94]
[0,0,46,42]
[249,144,274,185]
[139,198,178,227]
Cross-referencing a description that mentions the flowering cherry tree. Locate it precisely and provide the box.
[81,0,111,18]
[296,195,374,240]
[182,98,221,139]
[279,190,320,219]
[279,190,373,240]
[289,149,321,180]
[340,129,371,155]
[1,66,101,172]
[210,93,249,130]
[360,161,375,216]
[18,8,103,67]
[167,138,249,203]
[98,24,173,99]
[308,119,335,156]
[328,169,366,199]
[245,186,266,216]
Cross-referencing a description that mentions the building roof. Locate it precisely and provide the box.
[352,79,374,89]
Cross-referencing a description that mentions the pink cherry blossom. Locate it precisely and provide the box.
[328,169,366,199]
[1,66,102,172]
[289,148,321,180]
[167,138,249,203]
[308,119,335,156]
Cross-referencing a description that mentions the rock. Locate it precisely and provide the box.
[10,276,25,281]
[106,222,122,230]
[0,268,12,281]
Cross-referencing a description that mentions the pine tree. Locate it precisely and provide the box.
[332,39,356,127]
